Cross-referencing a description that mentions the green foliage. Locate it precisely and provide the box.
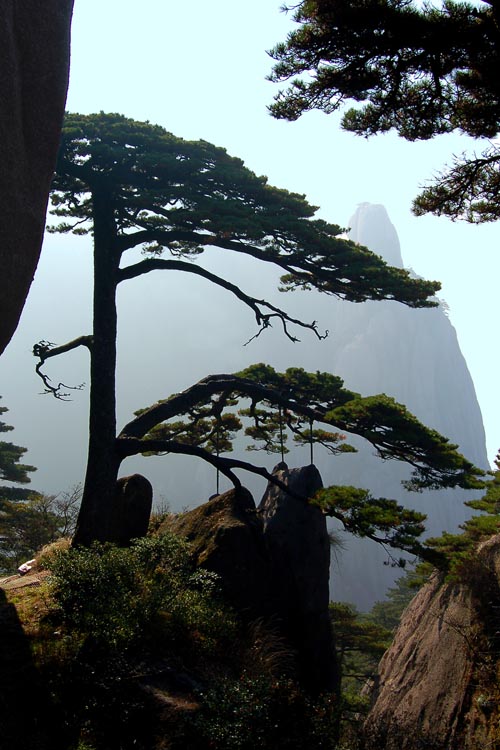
[329,601,391,736]
[369,568,425,631]
[329,570,424,734]
[134,365,483,499]
[313,486,427,562]
[33,531,342,749]
[0,397,50,572]
[143,410,241,456]
[0,486,80,574]
[269,0,500,223]
[51,111,440,306]
[0,397,36,486]
[188,674,339,749]
[327,394,484,491]
[423,452,500,579]
[47,532,236,654]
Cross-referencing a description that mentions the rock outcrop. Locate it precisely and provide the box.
[165,464,337,694]
[111,473,153,546]
[166,484,273,622]
[259,462,337,694]
[363,535,500,749]
[0,2,74,355]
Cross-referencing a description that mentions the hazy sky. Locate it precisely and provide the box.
[1,1,498,501]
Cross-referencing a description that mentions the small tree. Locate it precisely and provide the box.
[0,488,81,573]
[268,0,500,222]
[0,397,38,571]
[421,452,500,578]
[35,112,482,548]
[0,396,36,492]
[0,397,81,572]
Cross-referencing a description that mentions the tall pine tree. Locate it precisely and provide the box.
[35,112,482,547]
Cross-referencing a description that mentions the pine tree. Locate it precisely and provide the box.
[0,397,36,499]
[35,112,482,547]
[0,397,37,571]
[269,0,500,222]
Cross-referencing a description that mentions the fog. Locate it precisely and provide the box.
[1,201,489,607]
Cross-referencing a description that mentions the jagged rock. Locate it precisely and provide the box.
[0,1,74,355]
[259,462,338,694]
[164,465,337,694]
[111,473,153,546]
[363,535,500,749]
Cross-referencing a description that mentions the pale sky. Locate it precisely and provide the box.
[1,1,498,500]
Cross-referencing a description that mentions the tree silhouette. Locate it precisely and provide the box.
[35,112,481,547]
[269,0,500,222]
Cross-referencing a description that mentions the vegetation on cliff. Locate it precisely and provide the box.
[2,526,342,749]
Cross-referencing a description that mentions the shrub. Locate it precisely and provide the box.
[187,673,339,749]
[46,532,236,654]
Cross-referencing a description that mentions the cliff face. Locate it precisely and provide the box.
[0,2,73,355]
[315,203,489,608]
[363,535,500,750]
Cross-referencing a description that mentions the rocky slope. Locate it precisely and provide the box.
[363,535,500,749]
[164,463,337,695]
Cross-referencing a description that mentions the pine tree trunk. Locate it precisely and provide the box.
[72,192,121,546]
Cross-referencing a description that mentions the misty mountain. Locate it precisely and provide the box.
[313,203,489,608]
[0,203,488,609]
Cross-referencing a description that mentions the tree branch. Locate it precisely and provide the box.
[116,435,316,498]
[117,372,482,490]
[118,373,321,439]
[32,336,93,400]
[117,257,327,342]
[114,226,439,307]
[115,434,446,563]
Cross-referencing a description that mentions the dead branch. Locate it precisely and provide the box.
[33,336,93,400]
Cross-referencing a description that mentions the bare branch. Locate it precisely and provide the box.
[33,336,93,400]
[116,435,310,499]
[118,257,327,342]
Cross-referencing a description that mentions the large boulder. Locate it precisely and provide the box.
[0,2,74,355]
[363,535,500,749]
[166,485,274,622]
[259,462,338,694]
[110,474,153,546]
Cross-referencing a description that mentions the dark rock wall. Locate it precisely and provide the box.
[0,1,73,355]
[259,463,338,694]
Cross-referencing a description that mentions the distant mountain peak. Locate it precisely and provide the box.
[349,203,404,269]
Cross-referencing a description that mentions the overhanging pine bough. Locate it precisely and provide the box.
[268,0,500,222]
